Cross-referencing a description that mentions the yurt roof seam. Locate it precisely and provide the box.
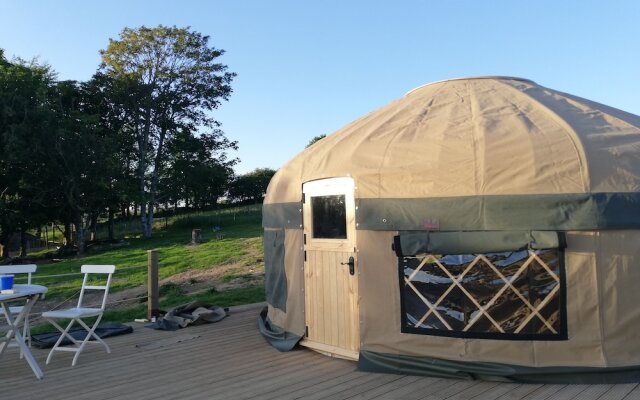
[467,81,484,194]
[378,83,449,198]
[496,79,591,192]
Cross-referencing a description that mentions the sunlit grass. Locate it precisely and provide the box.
[10,205,266,329]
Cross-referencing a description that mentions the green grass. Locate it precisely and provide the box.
[9,205,266,329]
[21,205,263,297]
[30,285,265,335]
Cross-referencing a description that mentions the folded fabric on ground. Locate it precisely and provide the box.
[147,301,229,331]
[31,323,134,349]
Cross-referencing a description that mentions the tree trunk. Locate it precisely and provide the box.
[143,123,167,240]
[108,207,115,241]
[137,106,152,238]
[75,215,86,255]
[0,231,7,259]
[140,201,150,238]
[147,201,155,238]
[64,220,72,247]
[19,227,28,258]
[89,213,98,242]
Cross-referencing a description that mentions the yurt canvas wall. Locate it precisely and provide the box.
[259,77,640,383]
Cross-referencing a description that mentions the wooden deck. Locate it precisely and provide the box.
[2,303,640,400]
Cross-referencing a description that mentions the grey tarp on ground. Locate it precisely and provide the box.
[31,323,133,349]
[147,301,228,331]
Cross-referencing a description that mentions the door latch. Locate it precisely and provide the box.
[341,256,355,275]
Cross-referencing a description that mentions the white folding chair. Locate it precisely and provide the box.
[42,264,116,366]
[0,264,38,354]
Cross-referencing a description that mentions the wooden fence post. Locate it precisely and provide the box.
[147,249,159,320]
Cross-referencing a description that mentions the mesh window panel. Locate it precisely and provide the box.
[399,249,567,340]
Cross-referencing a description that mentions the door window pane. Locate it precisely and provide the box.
[312,195,347,239]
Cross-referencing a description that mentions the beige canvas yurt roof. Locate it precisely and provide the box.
[266,76,640,204]
[260,77,640,383]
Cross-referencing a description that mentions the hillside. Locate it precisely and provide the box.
[6,205,265,329]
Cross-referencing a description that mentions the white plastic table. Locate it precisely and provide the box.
[0,284,48,379]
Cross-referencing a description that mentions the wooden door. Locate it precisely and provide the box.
[301,177,359,360]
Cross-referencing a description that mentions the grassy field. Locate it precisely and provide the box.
[8,205,266,330]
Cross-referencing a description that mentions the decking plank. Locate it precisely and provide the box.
[342,375,425,400]
[1,303,639,400]
[596,384,638,400]
[519,384,567,400]
[421,379,481,399]
[444,381,500,400]
[493,383,544,400]
[373,377,449,400]
[466,382,521,400]
[251,361,368,400]
[621,384,640,400]
[544,384,590,400]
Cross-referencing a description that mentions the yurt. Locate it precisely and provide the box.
[259,76,640,383]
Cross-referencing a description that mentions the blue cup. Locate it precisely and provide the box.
[0,274,14,291]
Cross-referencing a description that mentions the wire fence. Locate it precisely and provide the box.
[5,265,228,327]
[3,265,152,327]
[25,293,151,326]
[11,264,148,282]
[24,284,223,326]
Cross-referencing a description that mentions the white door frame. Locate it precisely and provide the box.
[300,177,360,360]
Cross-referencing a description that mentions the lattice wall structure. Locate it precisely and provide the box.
[401,249,563,338]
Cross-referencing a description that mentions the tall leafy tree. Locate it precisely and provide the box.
[99,25,236,238]
[0,51,56,258]
[47,80,120,254]
[228,168,276,204]
[82,73,138,240]
[160,128,236,210]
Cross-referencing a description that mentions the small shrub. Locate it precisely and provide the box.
[159,282,185,297]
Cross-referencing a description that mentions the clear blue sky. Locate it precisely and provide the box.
[1,1,639,174]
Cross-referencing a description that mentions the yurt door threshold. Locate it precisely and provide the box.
[300,177,360,361]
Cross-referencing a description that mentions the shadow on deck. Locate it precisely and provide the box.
[1,303,639,400]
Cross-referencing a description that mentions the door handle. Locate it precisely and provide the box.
[341,256,355,275]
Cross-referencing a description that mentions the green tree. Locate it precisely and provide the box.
[306,134,326,148]
[82,73,138,239]
[160,128,236,210]
[47,80,120,254]
[99,25,236,238]
[0,51,56,258]
[228,168,276,204]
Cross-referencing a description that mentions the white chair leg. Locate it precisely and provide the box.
[24,314,31,347]
[46,319,77,365]
[18,314,30,360]
[78,316,110,353]
[72,317,109,366]
[7,310,30,359]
